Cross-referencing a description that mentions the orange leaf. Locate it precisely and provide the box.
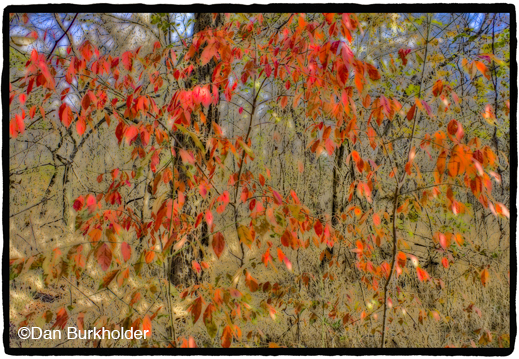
[432,79,443,97]
[51,307,69,330]
[323,126,331,140]
[397,252,406,268]
[77,313,85,333]
[372,213,381,227]
[143,250,154,264]
[129,292,141,307]
[221,325,233,348]
[436,150,447,174]
[366,63,381,81]
[416,267,429,282]
[143,314,152,338]
[99,269,119,289]
[88,228,102,243]
[245,270,259,292]
[475,61,490,80]
[481,268,489,287]
[259,174,265,186]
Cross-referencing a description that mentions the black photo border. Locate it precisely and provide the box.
[3,3,516,355]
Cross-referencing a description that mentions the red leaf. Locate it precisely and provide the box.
[192,261,201,274]
[205,210,213,227]
[121,242,131,262]
[189,297,203,324]
[283,256,292,271]
[272,190,283,205]
[407,104,416,121]
[81,93,91,110]
[325,138,335,156]
[76,117,86,136]
[59,103,73,128]
[439,233,450,250]
[212,232,225,259]
[96,243,112,271]
[447,119,464,142]
[124,126,138,145]
[122,51,133,71]
[281,230,291,247]
[314,220,323,236]
[73,196,84,211]
[201,42,217,66]
[86,194,96,213]
[398,48,411,65]
[179,149,195,165]
[265,63,272,78]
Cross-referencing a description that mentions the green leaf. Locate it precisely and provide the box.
[176,124,205,153]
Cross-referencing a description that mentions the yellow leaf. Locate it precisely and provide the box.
[237,225,253,248]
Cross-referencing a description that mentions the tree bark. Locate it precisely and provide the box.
[169,12,223,286]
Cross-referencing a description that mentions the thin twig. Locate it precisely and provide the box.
[47,14,78,60]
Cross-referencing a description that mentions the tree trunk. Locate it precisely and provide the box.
[169,12,223,287]
[62,164,75,232]
[321,141,345,269]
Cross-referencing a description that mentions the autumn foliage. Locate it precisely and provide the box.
[9,12,511,349]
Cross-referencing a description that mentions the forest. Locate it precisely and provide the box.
[8,11,512,349]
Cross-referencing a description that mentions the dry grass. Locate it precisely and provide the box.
[9,203,510,348]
